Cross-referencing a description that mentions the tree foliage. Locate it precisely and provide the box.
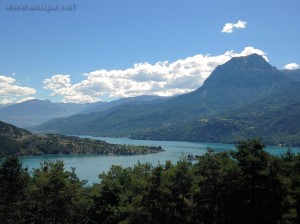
[1,138,300,223]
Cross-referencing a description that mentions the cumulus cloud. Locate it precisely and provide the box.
[0,75,36,104]
[43,46,267,103]
[222,20,247,33]
[283,63,299,70]
[16,97,36,103]
[231,46,268,61]
[43,74,100,103]
[43,74,72,96]
[0,98,15,104]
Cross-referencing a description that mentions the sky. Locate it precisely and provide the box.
[0,0,300,104]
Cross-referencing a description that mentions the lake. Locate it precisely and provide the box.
[21,136,300,184]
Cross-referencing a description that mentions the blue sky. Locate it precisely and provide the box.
[0,0,300,103]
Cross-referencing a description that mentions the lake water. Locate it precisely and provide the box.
[21,136,300,184]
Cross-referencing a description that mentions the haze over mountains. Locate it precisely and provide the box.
[0,99,86,128]
[28,54,300,146]
[80,95,167,114]
[0,95,167,128]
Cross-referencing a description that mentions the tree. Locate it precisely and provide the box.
[29,160,91,223]
[0,156,29,223]
[90,165,133,224]
[293,153,300,223]
[170,158,193,222]
[192,150,240,223]
[138,165,166,223]
[231,138,284,223]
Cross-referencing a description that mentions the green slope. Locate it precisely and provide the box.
[0,120,163,157]
[133,82,300,146]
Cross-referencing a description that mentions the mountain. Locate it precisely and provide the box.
[0,96,165,128]
[0,99,87,128]
[33,54,299,145]
[131,82,300,146]
[80,95,167,114]
[282,69,300,82]
[140,53,291,121]
[196,54,289,106]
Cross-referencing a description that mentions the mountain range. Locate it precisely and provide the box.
[0,96,166,128]
[0,99,86,128]
[30,54,300,146]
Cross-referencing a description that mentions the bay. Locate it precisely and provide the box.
[21,136,300,184]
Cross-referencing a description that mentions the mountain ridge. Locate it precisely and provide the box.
[0,99,87,128]
[130,81,300,146]
[0,95,167,128]
[32,54,300,145]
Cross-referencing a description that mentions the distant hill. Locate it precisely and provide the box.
[80,95,167,114]
[0,96,168,128]
[33,54,300,145]
[0,99,87,128]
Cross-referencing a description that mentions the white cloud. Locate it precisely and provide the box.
[0,98,15,104]
[230,46,269,61]
[283,63,299,70]
[222,20,247,33]
[43,46,267,103]
[43,74,72,96]
[16,97,36,103]
[43,74,100,103]
[0,75,36,104]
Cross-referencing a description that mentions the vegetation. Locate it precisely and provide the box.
[0,121,163,157]
[20,134,163,156]
[0,134,163,157]
[131,85,300,146]
[1,138,300,223]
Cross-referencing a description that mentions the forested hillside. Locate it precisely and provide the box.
[0,120,163,157]
[131,82,300,146]
[1,139,300,223]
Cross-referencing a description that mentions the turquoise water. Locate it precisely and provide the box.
[20,136,300,184]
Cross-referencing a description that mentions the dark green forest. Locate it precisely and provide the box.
[0,134,163,157]
[1,138,300,223]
